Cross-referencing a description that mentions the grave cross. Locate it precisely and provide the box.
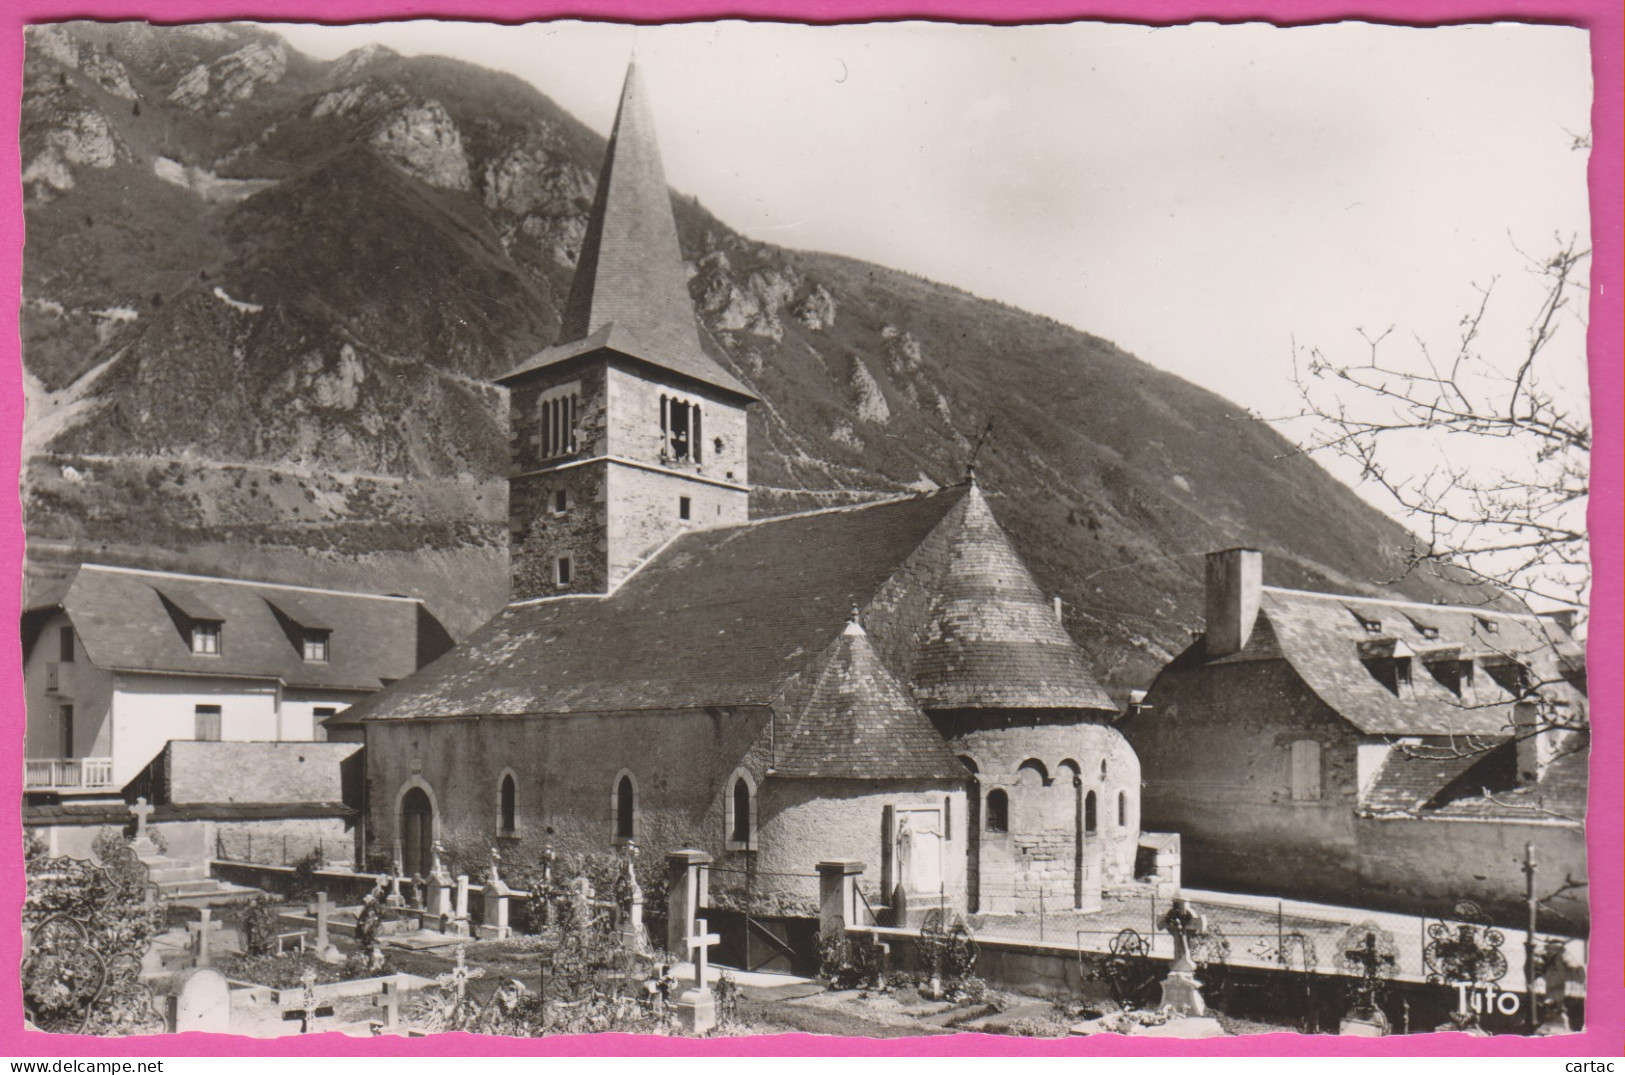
[1344,929,1396,1009]
[187,909,224,968]
[314,892,331,950]
[1160,897,1206,974]
[436,946,486,1004]
[283,967,335,1034]
[129,796,155,842]
[685,917,722,992]
[371,979,401,1033]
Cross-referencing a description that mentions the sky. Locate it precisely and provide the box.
[272,18,1593,426]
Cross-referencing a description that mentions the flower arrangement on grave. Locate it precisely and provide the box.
[22,830,166,1034]
[344,877,393,978]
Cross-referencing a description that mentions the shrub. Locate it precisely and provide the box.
[288,848,324,901]
[240,896,281,957]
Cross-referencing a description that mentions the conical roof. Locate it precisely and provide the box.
[910,483,1116,711]
[498,64,753,399]
[776,620,967,781]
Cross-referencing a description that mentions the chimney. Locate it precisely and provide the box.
[1512,701,1556,786]
[1205,548,1263,658]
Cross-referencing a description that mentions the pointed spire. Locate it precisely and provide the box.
[505,63,753,400]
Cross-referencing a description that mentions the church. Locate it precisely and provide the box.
[351,64,1144,919]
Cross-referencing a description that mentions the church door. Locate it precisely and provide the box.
[400,788,434,878]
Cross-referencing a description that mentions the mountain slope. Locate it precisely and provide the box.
[18,22,1489,688]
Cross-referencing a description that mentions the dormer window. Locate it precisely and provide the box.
[1345,605,1384,634]
[302,630,330,663]
[1424,653,1475,700]
[661,395,702,463]
[268,596,332,663]
[1406,615,1440,640]
[1359,638,1413,697]
[1481,656,1532,699]
[191,621,222,655]
[1476,616,1500,636]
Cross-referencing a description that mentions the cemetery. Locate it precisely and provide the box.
[20,803,1589,1040]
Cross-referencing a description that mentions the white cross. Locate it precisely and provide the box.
[187,909,223,967]
[685,918,721,992]
[437,945,485,1002]
[372,979,400,1030]
[129,796,155,840]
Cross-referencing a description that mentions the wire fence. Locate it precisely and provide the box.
[921,881,1585,990]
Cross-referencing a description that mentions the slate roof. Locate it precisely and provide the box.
[352,480,1116,725]
[498,65,753,401]
[774,621,966,781]
[1227,588,1586,737]
[908,485,1116,711]
[28,565,429,691]
[352,489,970,718]
[1361,736,1587,824]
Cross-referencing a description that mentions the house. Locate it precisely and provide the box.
[350,64,1145,920]
[1122,547,1588,927]
[21,563,451,862]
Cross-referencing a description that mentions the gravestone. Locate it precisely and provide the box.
[166,968,230,1034]
[672,917,721,1034]
[187,909,223,969]
[371,979,402,1034]
[129,796,157,852]
[452,874,472,936]
[313,892,344,963]
[477,857,510,948]
[1158,897,1207,1016]
[618,842,646,952]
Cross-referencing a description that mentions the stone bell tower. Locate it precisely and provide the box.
[496,64,756,601]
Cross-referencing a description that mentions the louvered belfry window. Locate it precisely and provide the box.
[537,387,580,460]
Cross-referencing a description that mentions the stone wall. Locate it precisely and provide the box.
[509,462,610,598]
[936,715,1139,912]
[603,363,748,482]
[365,706,772,871]
[1125,656,1587,927]
[744,777,968,913]
[164,740,362,804]
[605,463,748,584]
[503,358,751,599]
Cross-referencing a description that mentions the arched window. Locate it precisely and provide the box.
[614,773,637,840]
[1117,789,1127,827]
[732,778,751,843]
[985,789,1010,833]
[499,773,517,833]
[1085,790,1098,835]
[1100,758,1108,780]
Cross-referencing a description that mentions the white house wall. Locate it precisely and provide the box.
[111,673,279,786]
[23,610,115,762]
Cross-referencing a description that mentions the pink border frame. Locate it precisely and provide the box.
[1,0,1618,1058]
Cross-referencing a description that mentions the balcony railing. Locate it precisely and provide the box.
[24,757,115,790]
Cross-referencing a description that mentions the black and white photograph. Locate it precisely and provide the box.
[13,14,1600,1044]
